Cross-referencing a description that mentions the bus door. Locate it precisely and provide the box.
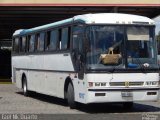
[72,25,85,79]
[72,25,86,103]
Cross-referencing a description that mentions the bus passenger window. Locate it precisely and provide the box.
[45,31,50,50]
[36,34,40,51]
[45,30,58,51]
[39,33,45,51]
[29,35,35,52]
[36,33,45,51]
[50,30,58,51]
[57,29,61,50]
[61,28,70,50]
[19,37,22,52]
[13,38,19,53]
[21,36,27,52]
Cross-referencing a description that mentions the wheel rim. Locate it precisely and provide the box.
[23,81,27,93]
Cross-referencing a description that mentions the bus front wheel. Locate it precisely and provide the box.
[67,83,76,109]
[22,77,29,97]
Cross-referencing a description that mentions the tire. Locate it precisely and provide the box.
[22,77,29,97]
[123,102,133,110]
[67,83,76,109]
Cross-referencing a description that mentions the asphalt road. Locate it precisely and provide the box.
[0,84,160,120]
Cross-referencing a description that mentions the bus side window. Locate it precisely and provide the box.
[39,33,45,51]
[35,33,40,51]
[21,36,27,53]
[29,35,35,52]
[45,30,58,51]
[57,29,61,50]
[50,30,58,51]
[36,33,45,52]
[45,31,50,51]
[61,27,70,50]
[19,37,22,52]
[13,37,19,53]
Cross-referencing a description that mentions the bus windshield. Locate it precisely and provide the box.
[85,25,157,70]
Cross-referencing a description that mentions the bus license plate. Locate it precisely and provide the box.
[121,91,133,97]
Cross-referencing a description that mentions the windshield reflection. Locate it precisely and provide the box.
[86,26,124,69]
[126,26,157,68]
[85,25,157,70]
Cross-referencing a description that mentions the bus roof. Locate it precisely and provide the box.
[74,13,154,24]
[13,13,155,36]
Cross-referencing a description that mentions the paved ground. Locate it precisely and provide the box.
[0,84,160,120]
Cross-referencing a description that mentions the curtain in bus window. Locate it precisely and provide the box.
[39,33,45,51]
[29,35,35,52]
[36,34,40,51]
[127,27,149,41]
[45,31,50,50]
[22,37,26,52]
[14,38,19,53]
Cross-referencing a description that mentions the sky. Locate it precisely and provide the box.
[153,15,160,35]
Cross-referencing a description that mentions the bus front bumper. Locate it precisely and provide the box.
[86,87,160,103]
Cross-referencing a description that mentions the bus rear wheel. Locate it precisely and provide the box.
[67,83,76,109]
[22,77,29,97]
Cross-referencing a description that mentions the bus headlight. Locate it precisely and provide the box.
[95,82,106,87]
[88,82,107,87]
[145,81,159,86]
[95,82,101,86]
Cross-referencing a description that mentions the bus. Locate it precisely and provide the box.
[12,13,160,109]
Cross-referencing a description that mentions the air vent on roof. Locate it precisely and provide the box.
[132,21,149,24]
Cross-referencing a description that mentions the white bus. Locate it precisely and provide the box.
[12,13,160,109]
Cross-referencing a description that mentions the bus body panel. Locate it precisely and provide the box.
[73,77,87,103]
[86,90,159,103]
[12,53,74,71]
[85,73,159,103]
[12,53,74,98]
